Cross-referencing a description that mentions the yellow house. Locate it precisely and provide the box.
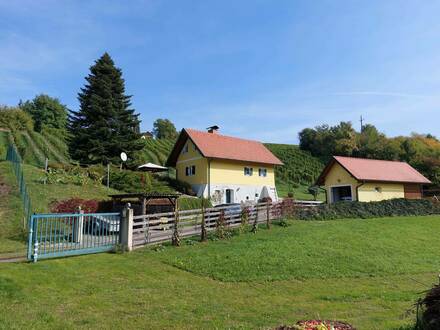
[166,126,283,205]
[316,156,431,203]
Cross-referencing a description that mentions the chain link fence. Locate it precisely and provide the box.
[6,144,33,225]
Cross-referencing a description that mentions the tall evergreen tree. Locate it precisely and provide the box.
[69,53,142,164]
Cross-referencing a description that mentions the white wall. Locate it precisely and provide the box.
[191,183,278,205]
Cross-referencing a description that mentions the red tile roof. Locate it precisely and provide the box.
[316,156,431,185]
[166,129,283,166]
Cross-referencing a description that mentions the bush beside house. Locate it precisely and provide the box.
[296,198,440,220]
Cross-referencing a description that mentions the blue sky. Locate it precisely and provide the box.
[1,0,439,143]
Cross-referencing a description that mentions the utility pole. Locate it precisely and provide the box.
[360,115,364,132]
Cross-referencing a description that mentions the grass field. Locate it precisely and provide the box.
[276,180,326,200]
[22,163,119,213]
[0,162,26,254]
[0,215,438,329]
[0,161,120,254]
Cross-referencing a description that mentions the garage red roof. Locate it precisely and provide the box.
[166,128,283,166]
[316,156,431,185]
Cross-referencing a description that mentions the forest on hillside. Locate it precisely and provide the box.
[299,122,440,186]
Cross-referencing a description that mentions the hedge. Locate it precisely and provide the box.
[296,198,440,220]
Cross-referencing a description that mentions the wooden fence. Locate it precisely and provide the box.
[128,200,322,248]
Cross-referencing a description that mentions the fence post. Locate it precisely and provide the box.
[120,204,133,251]
[73,207,84,244]
[266,201,271,229]
[27,215,34,261]
[172,199,181,246]
[252,204,258,233]
[200,200,207,242]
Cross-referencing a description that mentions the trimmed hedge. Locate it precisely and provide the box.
[296,199,440,220]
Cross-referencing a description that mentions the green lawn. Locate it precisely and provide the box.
[0,161,120,254]
[156,216,440,282]
[276,181,325,201]
[0,215,438,329]
[0,162,26,254]
[22,163,119,213]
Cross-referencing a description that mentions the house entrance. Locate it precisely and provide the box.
[225,189,234,204]
[331,185,352,203]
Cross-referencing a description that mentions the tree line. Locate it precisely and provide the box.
[299,122,440,186]
[1,52,178,165]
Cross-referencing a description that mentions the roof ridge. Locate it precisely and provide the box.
[334,155,408,164]
[185,128,262,144]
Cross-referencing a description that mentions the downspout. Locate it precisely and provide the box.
[207,158,211,201]
[356,181,365,201]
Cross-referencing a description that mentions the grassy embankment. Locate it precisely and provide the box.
[0,215,438,329]
[265,143,325,200]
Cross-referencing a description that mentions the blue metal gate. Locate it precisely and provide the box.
[28,212,121,262]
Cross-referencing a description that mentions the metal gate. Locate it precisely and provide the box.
[28,212,121,262]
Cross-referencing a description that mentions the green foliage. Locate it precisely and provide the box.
[153,118,178,140]
[307,186,320,201]
[68,53,143,164]
[178,197,212,210]
[0,106,33,131]
[296,199,440,220]
[264,143,324,186]
[43,164,104,186]
[131,138,174,167]
[19,94,68,133]
[299,122,440,186]
[104,168,174,194]
[299,122,440,185]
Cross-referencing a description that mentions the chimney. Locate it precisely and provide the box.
[207,125,219,134]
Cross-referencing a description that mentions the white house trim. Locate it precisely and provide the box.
[328,184,355,203]
[176,156,203,164]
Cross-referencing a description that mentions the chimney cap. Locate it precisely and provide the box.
[206,125,219,133]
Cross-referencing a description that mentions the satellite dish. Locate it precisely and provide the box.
[120,152,128,162]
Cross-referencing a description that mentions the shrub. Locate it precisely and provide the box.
[50,198,100,213]
[415,283,440,330]
[164,177,194,195]
[178,197,212,210]
[296,198,440,221]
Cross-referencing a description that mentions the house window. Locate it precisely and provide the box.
[185,165,196,176]
[244,167,253,176]
[182,143,189,154]
[259,168,267,177]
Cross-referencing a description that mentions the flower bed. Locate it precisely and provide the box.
[275,320,355,330]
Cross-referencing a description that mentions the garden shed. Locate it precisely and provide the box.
[316,156,431,203]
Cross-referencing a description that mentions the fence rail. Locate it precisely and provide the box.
[28,212,121,262]
[130,202,288,247]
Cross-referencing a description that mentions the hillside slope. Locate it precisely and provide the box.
[264,143,325,199]
[135,138,175,166]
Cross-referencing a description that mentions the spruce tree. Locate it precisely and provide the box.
[69,53,142,164]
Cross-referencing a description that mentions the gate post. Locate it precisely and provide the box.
[120,204,133,251]
[27,215,34,261]
[73,207,84,244]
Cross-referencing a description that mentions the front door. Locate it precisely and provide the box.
[225,189,233,204]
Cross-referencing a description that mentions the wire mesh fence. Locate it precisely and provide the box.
[6,144,33,225]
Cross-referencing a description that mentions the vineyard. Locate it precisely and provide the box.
[264,143,324,185]
[0,114,325,200]
[136,138,175,166]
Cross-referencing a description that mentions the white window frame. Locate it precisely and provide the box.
[244,167,253,176]
[185,165,196,176]
[258,168,267,177]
